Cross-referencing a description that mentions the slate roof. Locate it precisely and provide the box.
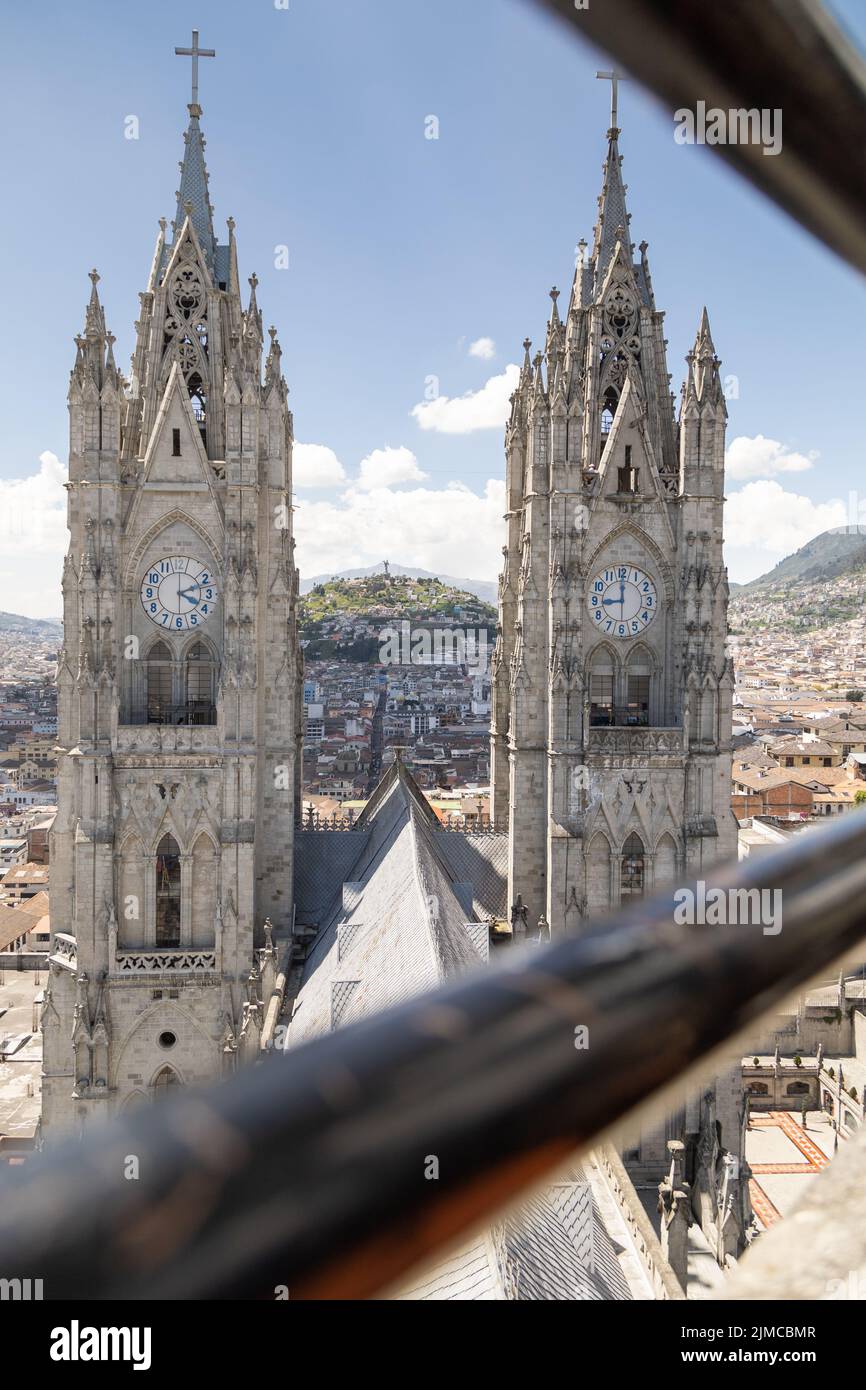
[395,1179,633,1301]
[286,762,649,1300]
[288,763,486,1044]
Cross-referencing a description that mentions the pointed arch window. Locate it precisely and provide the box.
[151,1065,182,1098]
[600,386,618,443]
[624,646,652,726]
[185,641,217,722]
[146,641,173,722]
[187,373,208,448]
[589,647,616,726]
[621,832,645,900]
[155,834,181,948]
[588,832,612,917]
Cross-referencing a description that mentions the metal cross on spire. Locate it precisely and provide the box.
[596,69,626,130]
[175,29,216,108]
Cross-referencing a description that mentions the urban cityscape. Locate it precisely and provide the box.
[0,0,864,1336]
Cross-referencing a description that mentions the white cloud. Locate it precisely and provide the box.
[0,451,67,620]
[725,434,816,482]
[292,442,346,488]
[295,478,506,582]
[725,480,846,583]
[411,363,520,434]
[468,337,496,360]
[355,446,427,491]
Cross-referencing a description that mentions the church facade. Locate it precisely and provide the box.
[42,68,301,1137]
[490,102,737,937]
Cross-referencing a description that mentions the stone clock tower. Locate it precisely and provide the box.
[491,90,737,938]
[42,36,302,1138]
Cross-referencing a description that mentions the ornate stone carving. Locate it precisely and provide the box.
[114,949,217,974]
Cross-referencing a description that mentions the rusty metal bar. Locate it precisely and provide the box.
[2,811,866,1299]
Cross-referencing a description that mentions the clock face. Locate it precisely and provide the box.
[587,565,658,638]
[140,556,218,631]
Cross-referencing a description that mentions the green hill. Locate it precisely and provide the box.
[736,527,866,596]
[0,611,63,636]
[299,573,497,662]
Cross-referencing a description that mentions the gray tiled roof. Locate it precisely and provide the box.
[396,1172,633,1301]
[436,832,508,920]
[395,1232,505,1301]
[285,761,642,1300]
[287,765,486,1047]
[294,831,367,927]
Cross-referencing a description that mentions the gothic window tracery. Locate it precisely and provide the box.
[161,244,210,441]
[604,285,636,340]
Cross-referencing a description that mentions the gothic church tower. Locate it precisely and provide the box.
[491,94,736,937]
[42,38,301,1137]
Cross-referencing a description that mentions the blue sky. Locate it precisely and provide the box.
[1,0,864,617]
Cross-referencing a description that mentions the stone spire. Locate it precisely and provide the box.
[84,268,106,340]
[591,128,631,294]
[686,306,724,408]
[70,270,122,397]
[174,106,217,266]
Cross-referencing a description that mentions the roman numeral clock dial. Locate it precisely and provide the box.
[587,565,658,637]
[140,556,218,631]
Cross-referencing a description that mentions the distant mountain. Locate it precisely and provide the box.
[0,611,63,636]
[300,564,498,606]
[735,527,866,595]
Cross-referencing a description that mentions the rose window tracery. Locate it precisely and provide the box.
[171,267,204,320]
[160,251,210,434]
[604,285,636,341]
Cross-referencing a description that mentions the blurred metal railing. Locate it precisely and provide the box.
[3,0,865,1304]
[2,810,866,1299]
[539,0,866,277]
